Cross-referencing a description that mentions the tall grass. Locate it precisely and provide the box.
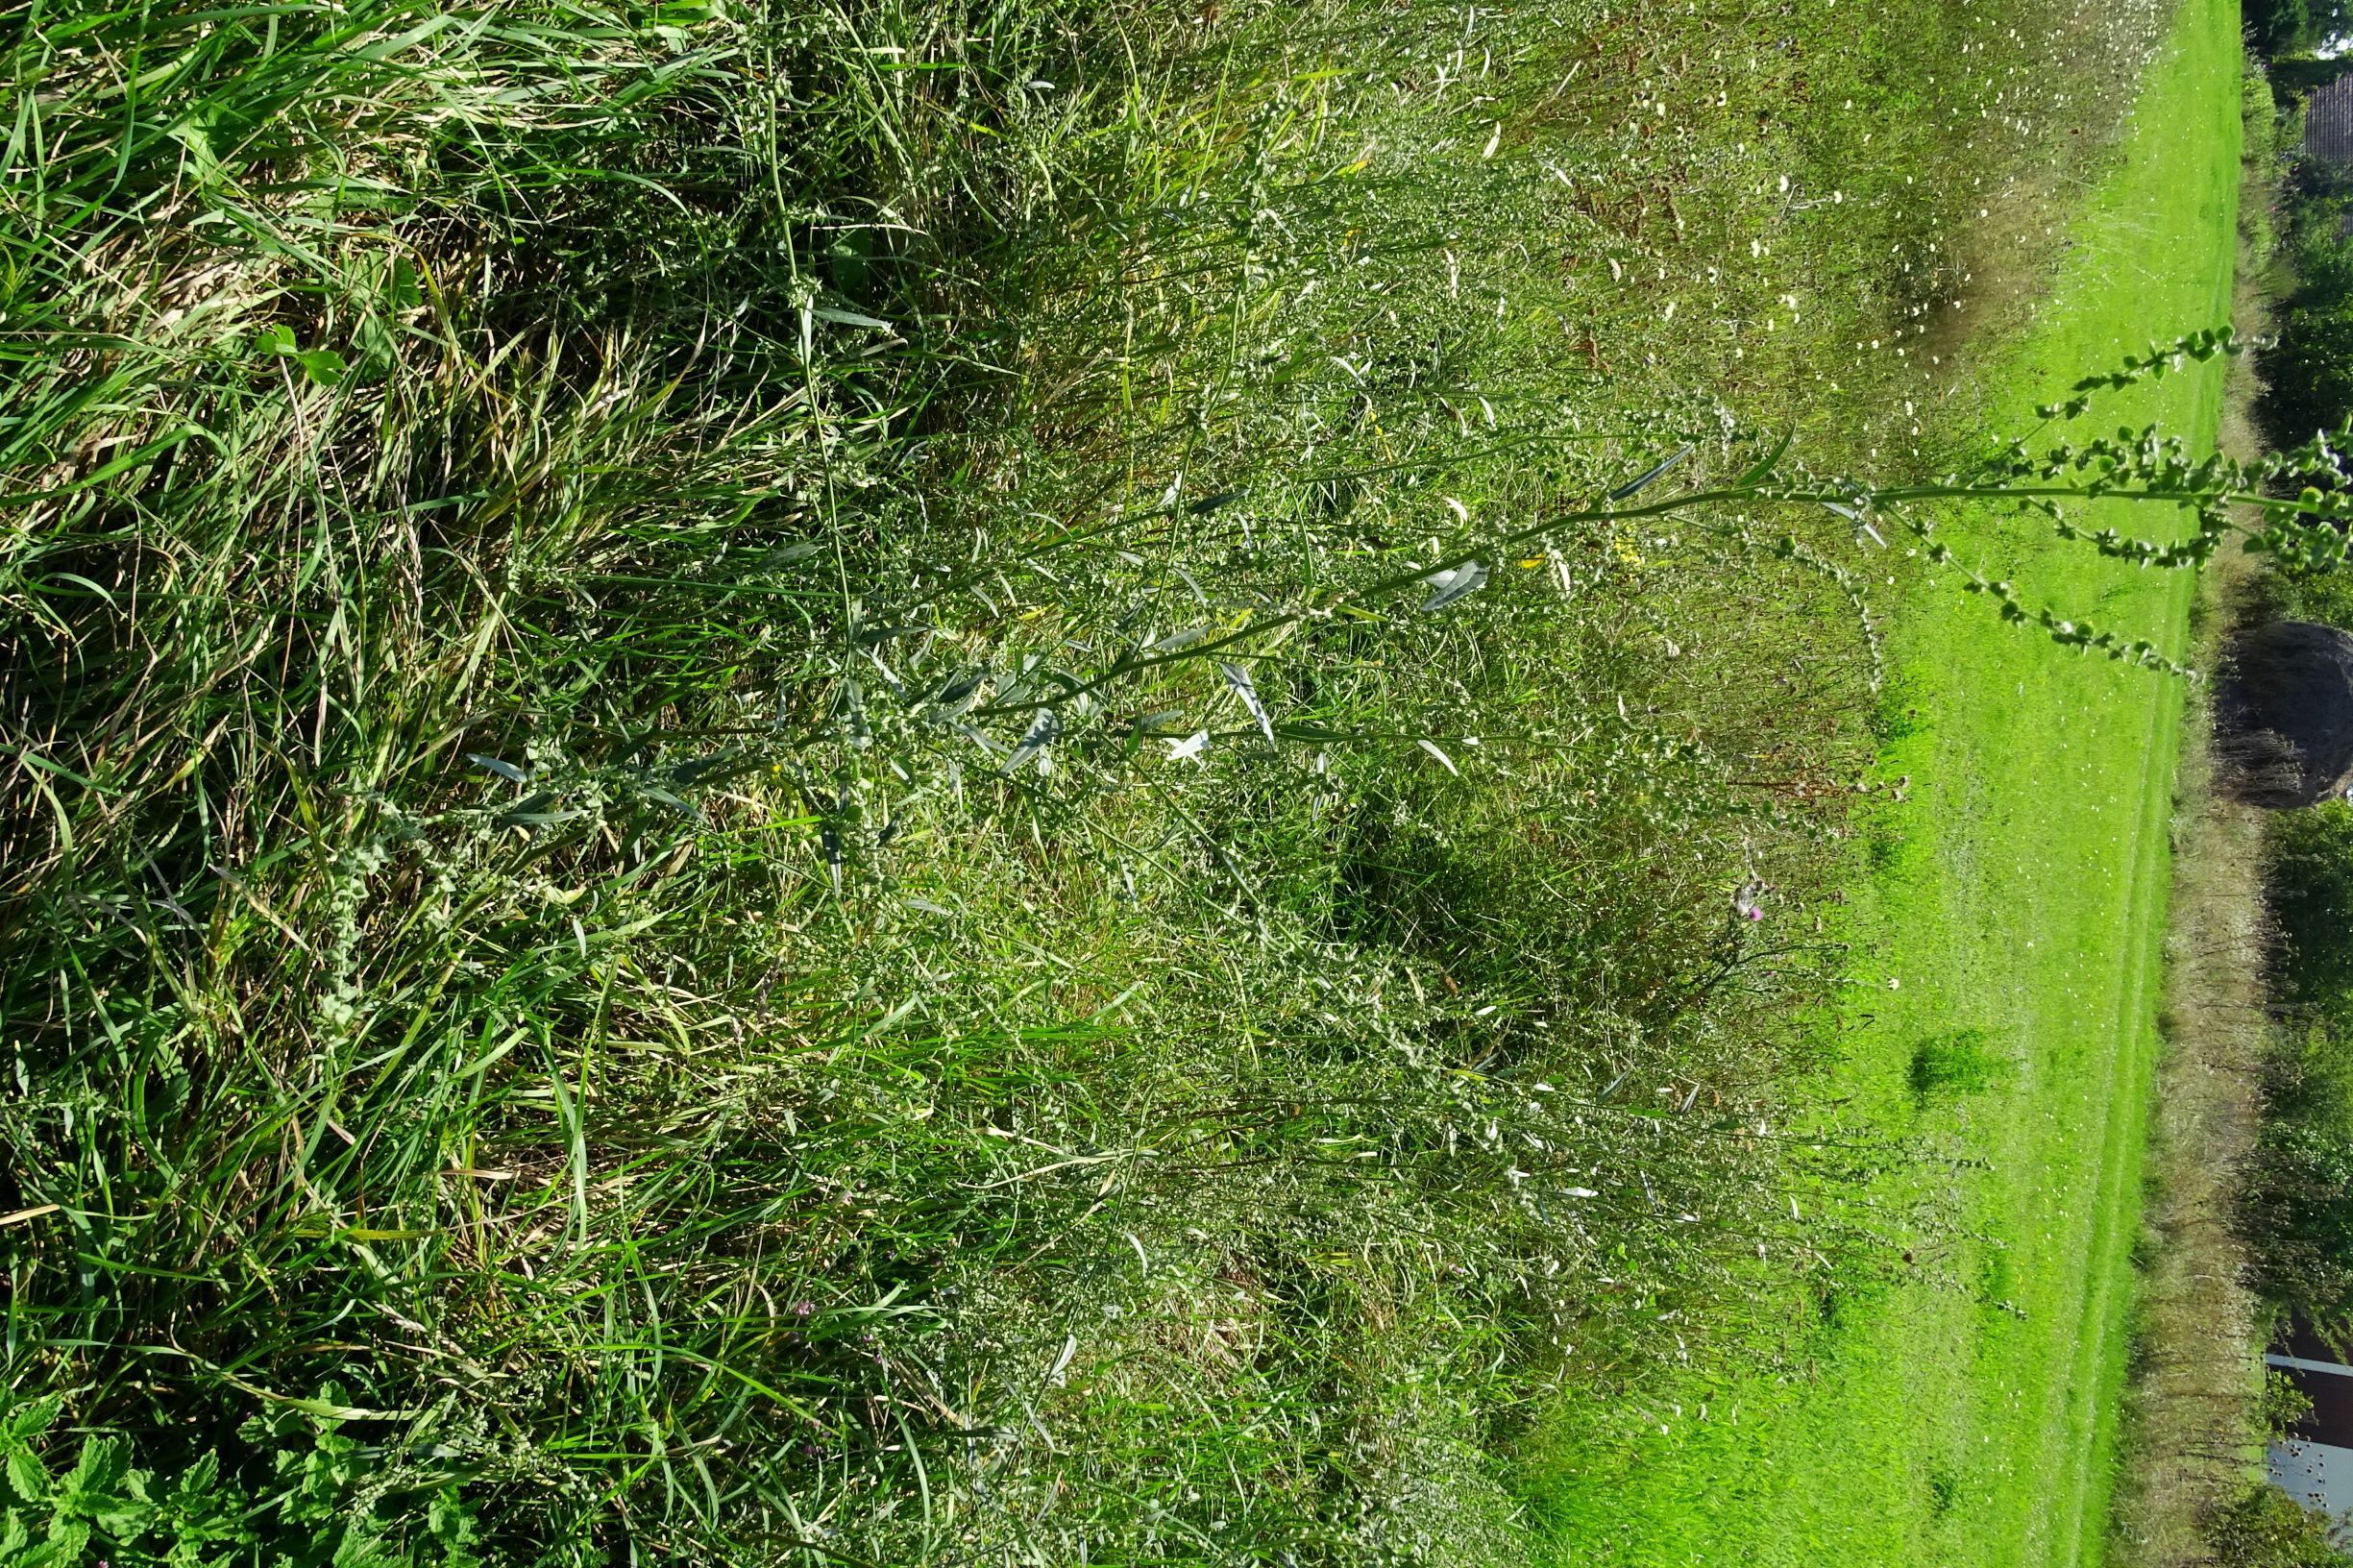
[0,0,2175,1558]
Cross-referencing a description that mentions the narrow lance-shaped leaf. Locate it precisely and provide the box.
[813,306,893,331]
[1004,708,1063,773]
[1605,444,1694,501]
[926,669,989,722]
[1421,561,1488,612]
[1219,662,1277,747]
[1736,428,1796,486]
[466,753,529,782]
[639,785,706,823]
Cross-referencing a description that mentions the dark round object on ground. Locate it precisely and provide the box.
[2220,620,2353,808]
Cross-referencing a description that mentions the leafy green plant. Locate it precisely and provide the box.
[2266,804,2353,1020]
[2237,815,2353,1340]
[2205,1481,2353,1567]
[2266,1367,2319,1434]
[2243,1118,2353,1335]
[2245,0,2353,57]
[0,1395,479,1568]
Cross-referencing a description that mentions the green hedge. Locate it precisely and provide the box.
[2268,804,2353,1017]
[2207,1482,2353,1567]
[2250,810,2353,1331]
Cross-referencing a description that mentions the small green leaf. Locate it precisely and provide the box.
[294,349,347,387]
[1735,427,1795,486]
[56,1435,153,1538]
[254,329,347,386]
[5,1449,47,1505]
[88,1477,155,1539]
[639,786,704,821]
[427,1489,480,1552]
[26,1517,86,1565]
[1605,444,1693,501]
[2,1397,62,1445]
[502,809,589,827]
[60,1436,127,1505]
[812,306,892,331]
[170,1448,220,1506]
[464,753,529,783]
[331,1526,404,1568]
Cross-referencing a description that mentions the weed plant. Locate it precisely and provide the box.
[0,0,2201,1559]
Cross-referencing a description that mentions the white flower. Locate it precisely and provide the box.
[1164,730,1209,764]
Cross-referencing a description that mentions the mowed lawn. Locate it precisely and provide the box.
[1527,0,2242,1562]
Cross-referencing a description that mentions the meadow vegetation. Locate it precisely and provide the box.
[2134,37,2353,1568]
[1532,2,2244,1556]
[2102,121,2301,1558]
[2231,37,2353,1368]
[0,0,2242,1563]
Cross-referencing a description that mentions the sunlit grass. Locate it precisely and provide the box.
[0,0,2190,1559]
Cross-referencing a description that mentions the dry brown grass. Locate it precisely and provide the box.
[2107,258,2278,1568]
